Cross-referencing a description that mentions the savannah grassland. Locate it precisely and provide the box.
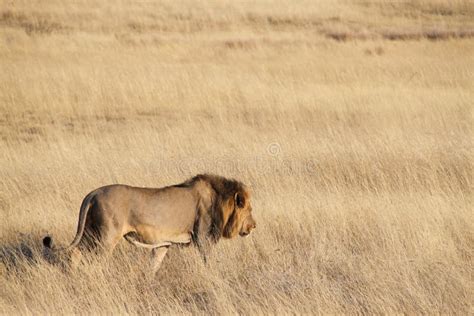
[1,0,473,314]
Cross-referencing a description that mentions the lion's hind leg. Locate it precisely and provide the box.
[150,246,169,275]
[123,232,172,249]
[123,232,172,275]
[70,228,121,270]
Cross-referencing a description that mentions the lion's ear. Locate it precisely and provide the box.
[235,192,245,208]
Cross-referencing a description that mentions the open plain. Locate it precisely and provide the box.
[1,0,473,314]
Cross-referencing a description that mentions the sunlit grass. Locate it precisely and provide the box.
[1,0,473,314]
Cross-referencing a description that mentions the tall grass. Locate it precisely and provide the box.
[1,0,473,314]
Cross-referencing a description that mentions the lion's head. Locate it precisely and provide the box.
[192,174,257,241]
[222,188,256,238]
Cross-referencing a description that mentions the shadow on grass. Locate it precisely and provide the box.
[0,234,43,272]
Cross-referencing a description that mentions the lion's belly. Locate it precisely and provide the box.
[131,224,192,245]
[126,187,197,245]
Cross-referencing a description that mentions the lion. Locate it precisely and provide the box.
[42,174,256,274]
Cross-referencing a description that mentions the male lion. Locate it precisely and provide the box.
[43,174,256,274]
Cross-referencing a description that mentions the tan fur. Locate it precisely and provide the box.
[42,174,256,274]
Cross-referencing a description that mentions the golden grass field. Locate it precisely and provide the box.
[1,0,473,314]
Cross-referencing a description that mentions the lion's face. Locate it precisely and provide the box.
[223,189,256,238]
[238,205,256,237]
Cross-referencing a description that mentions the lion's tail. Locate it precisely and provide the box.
[43,191,96,252]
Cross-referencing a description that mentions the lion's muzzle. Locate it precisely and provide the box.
[239,217,256,237]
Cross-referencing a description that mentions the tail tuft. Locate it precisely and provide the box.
[43,236,53,248]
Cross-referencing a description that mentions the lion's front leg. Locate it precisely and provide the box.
[150,246,169,275]
[192,203,214,264]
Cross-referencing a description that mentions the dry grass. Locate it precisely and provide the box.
[1,0,473,314]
